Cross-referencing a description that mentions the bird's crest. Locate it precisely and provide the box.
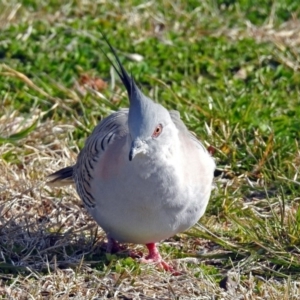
[101,34,168,140]
[100,35,145,107]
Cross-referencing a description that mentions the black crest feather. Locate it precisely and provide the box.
[100,34,139,99]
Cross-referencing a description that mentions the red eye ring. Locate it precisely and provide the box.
[152,124,163,138]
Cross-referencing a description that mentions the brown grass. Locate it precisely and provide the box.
[1,1,300,298]
[0,92,298,299]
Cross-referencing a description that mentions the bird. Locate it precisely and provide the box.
[48,37,215,272]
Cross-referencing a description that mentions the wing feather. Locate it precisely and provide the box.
[47,109,129,208]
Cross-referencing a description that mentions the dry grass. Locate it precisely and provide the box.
[1,0,300,299]
[0,111,228,298]
[0,95,298,299]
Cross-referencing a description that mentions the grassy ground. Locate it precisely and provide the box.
[1,0,300,298]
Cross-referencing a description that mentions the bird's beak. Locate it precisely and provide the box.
[129,138,146,161]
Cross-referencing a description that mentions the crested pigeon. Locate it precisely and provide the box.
[48,37,215,271]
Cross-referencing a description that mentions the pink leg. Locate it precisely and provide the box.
[106,237,143,258]
[145,243,162,260]
[106,240,179,274]
[106,236,123,253]
[141,243,176,273]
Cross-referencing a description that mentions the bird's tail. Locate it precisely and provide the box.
[47,166,74,187]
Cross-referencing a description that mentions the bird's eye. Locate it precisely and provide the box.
[152,124,163,138]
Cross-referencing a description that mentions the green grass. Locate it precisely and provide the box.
[1,0,300,298]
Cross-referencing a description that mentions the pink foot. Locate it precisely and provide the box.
[106,237,125,253]
[106,237,143,258]
[140,243,179,274]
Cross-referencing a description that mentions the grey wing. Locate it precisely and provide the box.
[48,109,129,208]
[169,110,208,153]
[73,108,129,208]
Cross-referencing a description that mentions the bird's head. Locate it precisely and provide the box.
[103,37,177,161]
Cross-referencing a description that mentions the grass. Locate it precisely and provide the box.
[0,0,300,298]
